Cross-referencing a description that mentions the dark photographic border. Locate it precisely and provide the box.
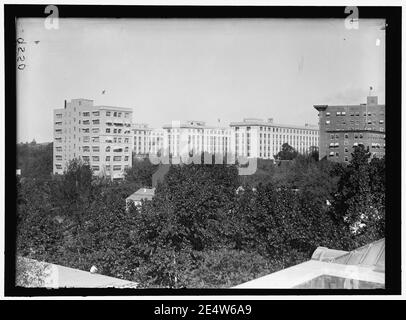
[4,4,401,296]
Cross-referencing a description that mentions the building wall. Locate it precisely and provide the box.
[132,124,164,156]
[53,99,133,179]
[133,123,151,156]
[162,121,232,158]
[229,118,319,160]
[314,96,385,162]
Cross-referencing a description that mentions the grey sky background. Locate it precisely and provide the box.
[17,18,385,143]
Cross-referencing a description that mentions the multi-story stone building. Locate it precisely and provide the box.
[314,96,385,162]
[149,128,164,156]
[132,124,164,157]
[229,118,319,159]
[162,120,232,157]
[132,123,151,157]
[53,98,133,179]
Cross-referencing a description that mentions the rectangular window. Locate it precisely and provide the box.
[92,156,99,162]
[106,156,110,161]
[92,111,100,116]
[92,146,100,152]
[92,165,100,171]
[113,165,121,171]
[92,119,100,125]
[106,111,111,116]
[83,112,90,117]
[113,156,122,161]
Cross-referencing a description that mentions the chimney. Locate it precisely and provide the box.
[267,118,274,123]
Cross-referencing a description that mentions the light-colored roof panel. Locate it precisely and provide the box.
[17,257,138,288]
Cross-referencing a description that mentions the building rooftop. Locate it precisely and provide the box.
[17,257,138,288]
[229,118,318,130]
[126,188,156,202]
[97,105,133,112]
[314,96,384,111]
[162,120,230,130]
[233,238,385,289]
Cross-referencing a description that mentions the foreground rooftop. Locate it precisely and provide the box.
[234,238,385,289]
[17,257,138,288]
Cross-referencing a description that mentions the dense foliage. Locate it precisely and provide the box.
[16,143,385,288]
[17,140,53,179]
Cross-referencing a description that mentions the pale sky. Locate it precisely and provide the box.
[16,18,385,143]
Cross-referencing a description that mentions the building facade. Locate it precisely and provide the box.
[53,98,133,179]
[132,124,164,157]
[132,123,151,157]
[149,128,164,156]
[229,118,319,160]
[162,120,232,158]
[314,96,385,162]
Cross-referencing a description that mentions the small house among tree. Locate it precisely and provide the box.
[125,188,155,211]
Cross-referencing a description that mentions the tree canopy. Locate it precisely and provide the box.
[16,144,385,287]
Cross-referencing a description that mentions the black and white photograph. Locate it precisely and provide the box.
[2,2,402,300]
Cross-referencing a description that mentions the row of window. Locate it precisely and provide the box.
[81,156,129,162]
[81,111,130,118]
[326,111,384,117]
[235,126,318,135]
[82,146,129,152]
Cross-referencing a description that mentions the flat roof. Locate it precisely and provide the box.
[17,257,138,288]
[230,121,319,130]
[162,123,230,130]
[96,105,133,112]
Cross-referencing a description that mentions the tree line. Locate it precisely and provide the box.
[16,142,385,288]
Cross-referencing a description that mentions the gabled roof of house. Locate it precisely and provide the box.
[126,188,156,202]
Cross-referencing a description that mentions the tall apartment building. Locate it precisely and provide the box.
[314,96,385,162]
[53,98,133,179]
[229,118,319,159]
[162,120,232,157]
